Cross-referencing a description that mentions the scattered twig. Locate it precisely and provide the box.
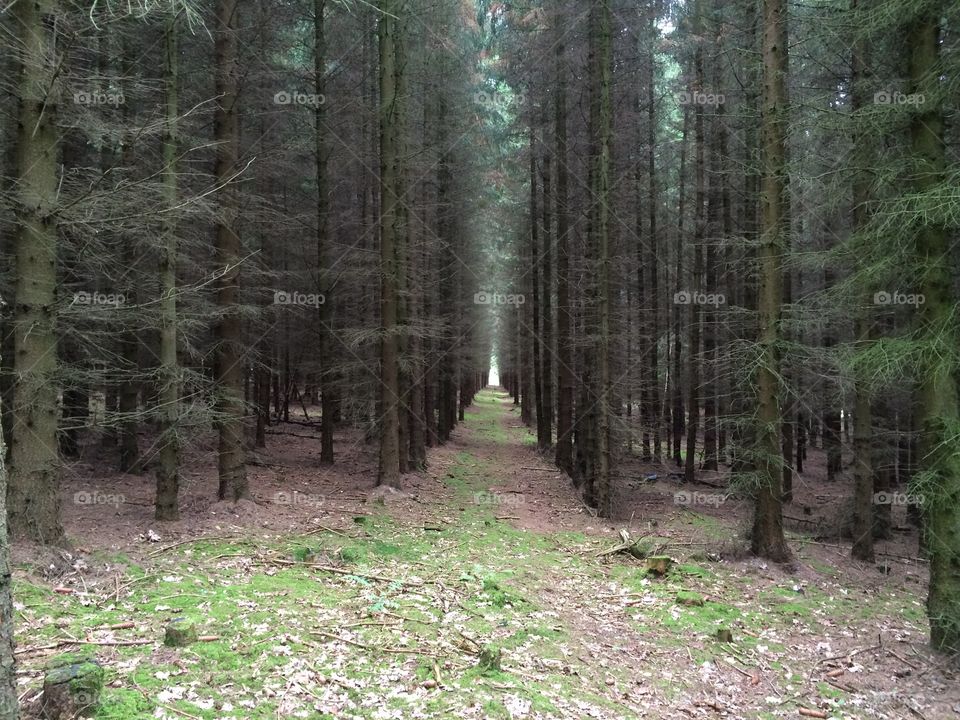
[887,647,920,670]
[816,641,882,665]
[301,524,352,539]
[15,637,154,655]
[310,630,439,657]
[264,558,427,587]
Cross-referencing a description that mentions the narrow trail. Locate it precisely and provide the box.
[412,388,958,719]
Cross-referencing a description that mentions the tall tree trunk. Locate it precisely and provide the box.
[155,7,181,520]
[529,127,545,448]
[118,43,141,475]
[908,8,960,653]
[539,116,553,452]
[214,0,249,501]
[585,0,613,516]
[0,407,17,720]
[8,0,65,544]
[646,9,662,463]
[672,107,689,467]
[750,0,791,562]
[684,27,706,485]
[553,13,573,474]
[849,0,873,562]
[376,0,403,487]
[315,0,335,465]
[702,78,720,473]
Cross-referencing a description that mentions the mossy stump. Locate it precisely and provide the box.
[41,654,103,719]
[645,556,673,576]
[477,645,502,673]
[676,591,705,607]
[164,618,198,647]
[715,628,734,643]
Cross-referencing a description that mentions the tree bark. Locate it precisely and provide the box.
[553,11,573,474]
[0,403,17,719]
[315,0,335,465]
[214,0,249,501]
[376,0,403,487]
[750,0,791,562]
[908,9,960,653]
[155,6,181,520]
[8,0,65,544]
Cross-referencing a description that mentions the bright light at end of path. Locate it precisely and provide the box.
[489,367,500,387]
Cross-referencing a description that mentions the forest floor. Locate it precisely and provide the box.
[11,389,960,719]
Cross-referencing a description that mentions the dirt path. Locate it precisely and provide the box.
[417,389,960,720]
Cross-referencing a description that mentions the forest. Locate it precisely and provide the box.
[0,0,958,717]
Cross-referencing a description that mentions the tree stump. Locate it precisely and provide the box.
[676,591,705,607]
[164,618,198,647]
[477,645,502,673]
[41,654,104,719]
[645,556,673,576]
[715,628,734,643]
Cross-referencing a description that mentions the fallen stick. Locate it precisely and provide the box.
[310,630,439,657]
[798,709,828,719]
[300,524,352,539]
[15,637,154,655]
[816,642,882,665]
[265,558,427,587]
